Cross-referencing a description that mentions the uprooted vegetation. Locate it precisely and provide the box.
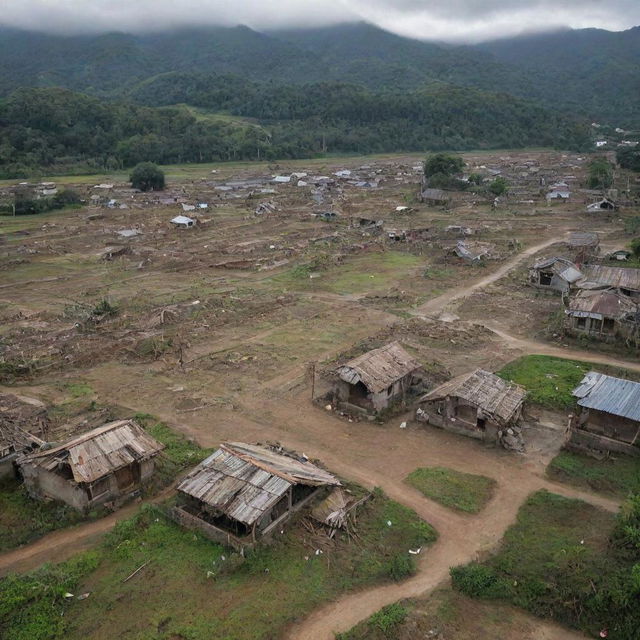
[0,489,436,640]
[451,490,640,639]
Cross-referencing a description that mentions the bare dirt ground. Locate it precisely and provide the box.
[1,150,636,638]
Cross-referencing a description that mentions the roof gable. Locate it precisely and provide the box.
[573,372,640,422]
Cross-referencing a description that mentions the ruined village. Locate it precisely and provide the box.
[2,147,640,640]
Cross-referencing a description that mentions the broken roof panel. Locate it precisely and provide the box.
[567,289,636,318]
[573,372,640,422]
[20,420,164,484]
[420,369,525,425]
[177,443,340,526]
[579,265,640,292]
[565,232,599,248]
[336,342,423,394]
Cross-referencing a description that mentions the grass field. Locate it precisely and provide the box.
[548,450,640,498]
[497,354,640,410]
[451,490,640,639]
[405,467,496,514]
[0,490,436,640]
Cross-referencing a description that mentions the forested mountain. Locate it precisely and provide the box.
[0,22,638,126]
[0,83,590,178]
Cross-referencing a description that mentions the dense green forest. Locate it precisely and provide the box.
[0,23,638,127]
[0,82,591,177]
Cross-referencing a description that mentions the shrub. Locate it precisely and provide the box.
[368,602,408,636]
[450,563,509,598]
[388,553,415,581]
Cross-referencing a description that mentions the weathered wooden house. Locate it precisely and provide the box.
[0,394,48,478]
[579,265,640,298]
[563,232,600,263]
[420,188,450,206]
[568,372,640,456]
[170,215,195,228]
[586,197,617,213]
[564,289,639,342]
[172,442,340,549]
[333,342,426,416]
[18,420,164,511]
[528,256,582,294]
[416,369,526,445]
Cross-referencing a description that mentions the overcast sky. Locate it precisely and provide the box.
[2,0,639,43]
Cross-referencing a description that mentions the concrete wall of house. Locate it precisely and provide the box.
[568,428,640,457]
[577,408,640,444]
[418,396,501,443]
[21,465,89,510]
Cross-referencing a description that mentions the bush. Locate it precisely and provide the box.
[450,563,509,598]
[129,162,165,191]
[630,238,640,259]
[368,602,408,636]
[388,553,415,581]
[488,177,508,196]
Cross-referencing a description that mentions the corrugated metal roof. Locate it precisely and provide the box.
[580,265,640,292]
[573,372,640,422]
[177,443,340,526]
[531,257,583,283]
[336,342,423,394]
[567,289,636,318]
[20,420,164,484]
[420,369,526,425]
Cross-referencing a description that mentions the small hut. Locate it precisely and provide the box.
[172,442,340,550]
[18,420,164,511]
[528,256,582,294]
[333,342,426,416]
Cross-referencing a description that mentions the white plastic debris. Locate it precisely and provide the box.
[387,520,392,527]
[400,421,407,429]
[77,593,91,600]
[315,549,323,555]
[408,547,422,555]
[325,404,332,411]
[64,593,74,599]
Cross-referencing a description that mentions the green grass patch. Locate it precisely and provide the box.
[497,355,589,409]
[0,490,436,640]
[548,451,640,498]
[405,467,496,514]
[0,476,97,553]
[336,601,410,640]
[451,490,640,639]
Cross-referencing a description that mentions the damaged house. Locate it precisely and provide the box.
[420,188,450,207]
[18,420,164,511]
[565,289,639,342]
[563,232,600,263]
[579,265,640,299]
[416,369,526,448]
[568,372,640,456]
[586,197,617,213]
[0,394,48,478]
[333,342,427,416]
[528,256,582,294]
[172,442,340,550]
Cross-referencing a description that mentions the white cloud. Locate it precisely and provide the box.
[1,0,639,42]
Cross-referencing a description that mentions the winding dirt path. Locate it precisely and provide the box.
[0,228,625,640]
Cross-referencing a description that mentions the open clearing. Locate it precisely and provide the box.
[1,149,638,639]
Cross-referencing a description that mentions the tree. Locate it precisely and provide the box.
[617,148,640,172]
[630,238,640,259]
[587,158,613,189]
[129,162,165,192]
[423,153,464,179]
[468,172,484,186]
[488,177,509,196]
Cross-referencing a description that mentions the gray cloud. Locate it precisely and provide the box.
[2,0,639,42]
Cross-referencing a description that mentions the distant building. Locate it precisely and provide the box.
[586,197,617,213]
[420,188,450,206]
[170,215,195,228]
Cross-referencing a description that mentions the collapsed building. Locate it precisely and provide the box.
[332,342,427,416]
[528,256,582,294]
[568,372,640,457]
[172,442,340,550]
[0,394,48,478]
[565,289,640,342]
[416,369,526,450]
[18,420,164,511]
[563,232,600,263]
[579,265,640,299]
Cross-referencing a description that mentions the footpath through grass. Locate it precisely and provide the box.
[0,489,436,640]
[548,450,640,498]
[0,415,209,554]
[497,354,640,410]
[405,467,496,514]
[451,490,640,639]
